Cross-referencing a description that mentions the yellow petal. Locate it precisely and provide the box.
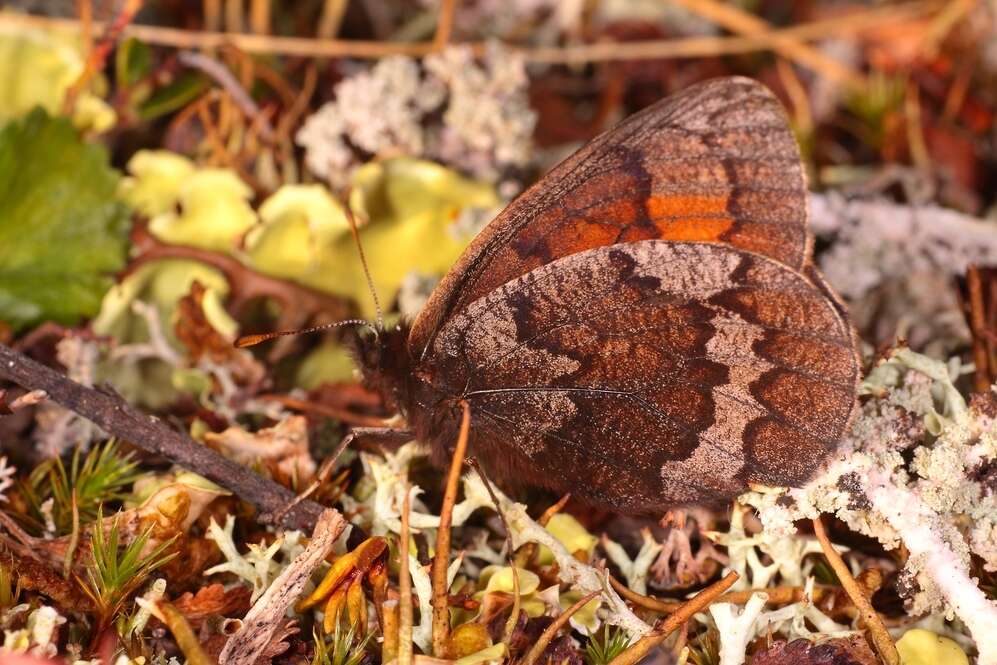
[481,566,540,596]
[0,19,114,132]
[897,629,968,665]
[537,514,598,565]
[261,158,498,319]
[149,169,256,251]
[247,184,350,280]
[118,150,196,216]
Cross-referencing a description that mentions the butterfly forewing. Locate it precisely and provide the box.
[424,241,858,512]
[409,77,811,360]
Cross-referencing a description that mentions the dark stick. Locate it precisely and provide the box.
[0,342,328,532]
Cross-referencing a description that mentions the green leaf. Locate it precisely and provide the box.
[138,72,209,121]
[0,110,130,331]
[115,38,152,88]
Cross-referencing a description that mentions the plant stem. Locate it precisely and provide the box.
[398,485,414,665]
[812,517,899,665]
[430,401,470,656]
[520,591,599,665]
[607,571,739,665]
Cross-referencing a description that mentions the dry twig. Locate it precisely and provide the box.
[967,266,994,392]
[156,602,215,665]
[812,517,899,665]
[609,576,813,613]
[0,342,330,531]
[432,0,458,51]
[607,571,739,665]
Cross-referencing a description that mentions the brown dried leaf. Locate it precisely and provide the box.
[1,547,92,611]
[173,583,252,622]
[750,637,879,665]
[175,280,238,363]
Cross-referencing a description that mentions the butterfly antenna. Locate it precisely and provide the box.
[344,204,384,329]
[235,319,376,348]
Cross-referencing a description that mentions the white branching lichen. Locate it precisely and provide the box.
[601,529,662,595]
[709,592,768,665]
[2,605,66,658]
[205,514,290,602]
[461,473,651,638]
[33,336,103,457]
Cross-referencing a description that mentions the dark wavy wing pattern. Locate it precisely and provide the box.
[428,241,858,512]
[409,77,809,360]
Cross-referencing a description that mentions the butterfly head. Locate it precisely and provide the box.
[348,322,415,412]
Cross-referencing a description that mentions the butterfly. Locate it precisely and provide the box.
[347,76,860,514]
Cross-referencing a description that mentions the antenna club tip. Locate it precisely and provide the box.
[235,334,270,348]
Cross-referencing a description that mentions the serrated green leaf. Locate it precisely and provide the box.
[0,110,129,331]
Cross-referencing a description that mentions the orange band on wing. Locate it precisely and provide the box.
[646,194,733,241]
[646,194,728,217]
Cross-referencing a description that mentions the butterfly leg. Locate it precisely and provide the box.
[264,426,414,525]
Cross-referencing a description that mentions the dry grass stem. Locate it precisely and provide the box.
[250,0,270,35]
[812,517,899,665]
[399,484,414,665]
[224,0,243,33]
[520,591,600,665]
[669,0,865,86]
[538,493,572,526]
[318,0,349,40]
[382,599,400,663]
[158,602,216,665]
[433,0,458,51]
[607,571,739,665]
[203,0,221,32]
[2,3,936,62]
[431,401,471,655]
[609,575,811,613]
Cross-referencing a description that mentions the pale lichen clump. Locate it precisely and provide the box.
[811,192,997,355]
[296,43,536,190]
[740,348,997,662]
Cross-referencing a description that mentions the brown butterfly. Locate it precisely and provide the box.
[340,77,858,514]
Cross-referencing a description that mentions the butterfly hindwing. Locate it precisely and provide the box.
[425,241,859,512]
[409,76,811,359]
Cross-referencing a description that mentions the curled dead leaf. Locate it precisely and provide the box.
[172,583,252,625]
[204,416,316,486]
